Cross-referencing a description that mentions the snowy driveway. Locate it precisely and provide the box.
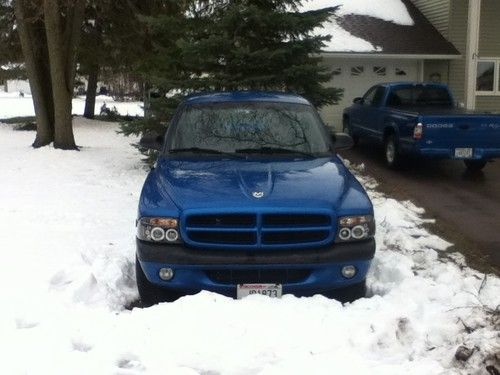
[0,119,498,374]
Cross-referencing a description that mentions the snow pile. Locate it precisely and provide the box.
[0,91,143,119]
[301,0,414,52]
[0,119,499,374]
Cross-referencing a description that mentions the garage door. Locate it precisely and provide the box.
[319,58,420,130]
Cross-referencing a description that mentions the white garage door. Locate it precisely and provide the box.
[319,58,420,130]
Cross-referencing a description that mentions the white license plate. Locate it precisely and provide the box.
[237,284,282,299]
[455,148,473,158]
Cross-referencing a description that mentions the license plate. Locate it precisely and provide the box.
[455,148,473,158]
[237,284,282,299]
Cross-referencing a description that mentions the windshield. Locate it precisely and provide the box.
[387,86,453,107]
[167,102,331,156]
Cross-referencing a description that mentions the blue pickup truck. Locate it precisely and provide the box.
[135,91,375,306]
[343,82,500,171]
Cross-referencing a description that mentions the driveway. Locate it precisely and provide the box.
[340,141,500,275]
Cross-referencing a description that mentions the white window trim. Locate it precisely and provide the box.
[476,58,500,96]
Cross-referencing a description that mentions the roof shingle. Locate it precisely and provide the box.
[330,0,460,56]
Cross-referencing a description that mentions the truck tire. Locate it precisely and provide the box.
[464,159,487,172]
[343,117,359,146]
[384,134,401,168]
[329,280,367,303]
[135,256,180,307]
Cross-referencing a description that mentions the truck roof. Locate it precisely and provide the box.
[380,81,449,89]
[183,91,312,106]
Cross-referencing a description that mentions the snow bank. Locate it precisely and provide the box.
[0,92,143,119]
[301,0,414,52]
[0,119,498,374]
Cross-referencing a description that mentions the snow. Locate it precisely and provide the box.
[0,91,143,119]
[301,0,414,52]
[0,118,499,374]
[303,0,414,26]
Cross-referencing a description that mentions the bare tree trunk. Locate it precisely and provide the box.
[14,0,54,147]
[43,0,85,150]
[84,64,99,119]
[144,81,152,120]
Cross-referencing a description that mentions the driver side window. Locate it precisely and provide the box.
[363,86,384,106]
[363,87,377,106]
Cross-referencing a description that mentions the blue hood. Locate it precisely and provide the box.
[152,156,349,211]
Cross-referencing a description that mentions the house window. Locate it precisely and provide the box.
[395,68,407,76]
[351,66,364,76]
[476,59,500,95]
[332,67,342,76]
[373,66,386,76]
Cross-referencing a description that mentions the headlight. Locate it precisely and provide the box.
[336,215,375,242]
[137,217,182,244]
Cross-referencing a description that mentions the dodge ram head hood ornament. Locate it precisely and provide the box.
[252,191,264,198]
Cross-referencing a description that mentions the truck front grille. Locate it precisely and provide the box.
[206,269,311,284]
[183,211,334,249]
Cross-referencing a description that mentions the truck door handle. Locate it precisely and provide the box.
[459,124,469,130]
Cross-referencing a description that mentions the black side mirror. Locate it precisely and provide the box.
[353,97,363,105]
[332,132,354,151]
[139,131,164,151]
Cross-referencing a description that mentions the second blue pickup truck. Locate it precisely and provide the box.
[343,82,500,171]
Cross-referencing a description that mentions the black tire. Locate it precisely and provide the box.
[464,159,487,172]
[329,280,367,303]
[384,134,401,168]
[343,117,359,146]
[135,256,180,307]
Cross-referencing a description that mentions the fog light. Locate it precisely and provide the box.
[165,228,179,242]
[339,227,351,241]
[341,265,356,279]
[159,268,174,281]
[150,227,165,242]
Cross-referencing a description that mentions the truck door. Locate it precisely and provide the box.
[351,86,386,139]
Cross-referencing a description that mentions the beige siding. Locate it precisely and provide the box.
[447,0,468,104]
[479,0,500,57]
[411,0,450,37]
[423,60,450,84]
[476,97,500,112]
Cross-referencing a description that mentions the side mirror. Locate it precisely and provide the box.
[139,131,163,151]
[332,132,354,151]
[353,97,363,105]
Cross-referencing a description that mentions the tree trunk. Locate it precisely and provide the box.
[144,81,152,120]
[84,64,99,119]
[14,0,54,147]
[43,0,85,150]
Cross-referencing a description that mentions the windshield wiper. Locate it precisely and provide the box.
[235,147,315,158]
[169,147,243,158]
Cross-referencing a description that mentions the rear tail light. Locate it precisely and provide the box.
[413,123,423,140]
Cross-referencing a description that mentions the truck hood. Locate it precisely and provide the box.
[154,156,348,211]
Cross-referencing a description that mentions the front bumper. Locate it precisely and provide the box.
[136,238,375,297]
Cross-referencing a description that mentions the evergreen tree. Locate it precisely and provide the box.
[121,0,343,157]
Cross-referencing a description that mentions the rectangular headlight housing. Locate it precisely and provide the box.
[137,217,182,244]
[336,215,375,242]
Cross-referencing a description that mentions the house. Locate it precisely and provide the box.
[311,0,500,130]
[0,64,31,94]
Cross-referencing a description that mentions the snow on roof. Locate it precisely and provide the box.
[301,0,414,52]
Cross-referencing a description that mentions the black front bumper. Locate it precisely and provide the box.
[136,238,376,265]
